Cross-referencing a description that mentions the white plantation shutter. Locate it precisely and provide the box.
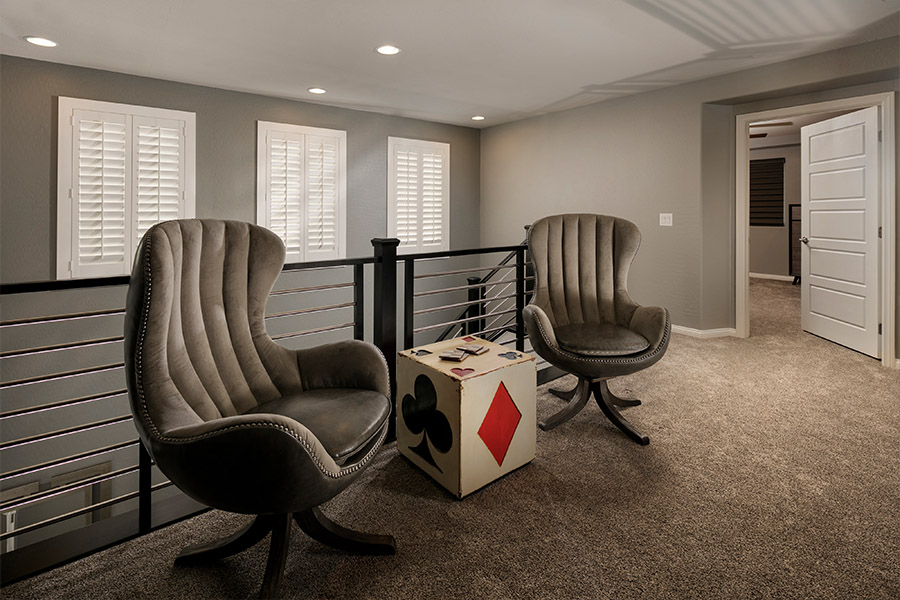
[305,136,339,258]
[74,111,128,276]
[388,138,450,254]
[395,150,419,247]
[267,133,305,258]
[421,151,444,246]
[257,122,346,262]
[57,98,195,279]
[134,117,185,242]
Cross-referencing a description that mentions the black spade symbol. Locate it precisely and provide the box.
[412,349,432,356]
[402,374,452,472]
[498,351,521,360]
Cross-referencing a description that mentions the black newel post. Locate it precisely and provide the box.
[523,224,534,305]
[372,238,400,441]
[515,246,526,352]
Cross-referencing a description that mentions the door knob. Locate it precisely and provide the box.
[799,236,809,244]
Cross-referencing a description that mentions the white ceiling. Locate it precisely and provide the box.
[1,0,898,128]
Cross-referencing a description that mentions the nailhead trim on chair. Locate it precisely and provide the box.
[132,223,385,480]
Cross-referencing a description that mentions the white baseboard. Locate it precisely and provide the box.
[749,272,794,282]
[672,325,737,339]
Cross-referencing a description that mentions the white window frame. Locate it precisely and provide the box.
[387,137,450,254]
[256,121,347,262]
[57,97,196,279]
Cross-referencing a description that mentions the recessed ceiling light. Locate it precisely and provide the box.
[308,87,327,94]
[25,36,57,47]
[471,116,485,121]
[376,45,401,56]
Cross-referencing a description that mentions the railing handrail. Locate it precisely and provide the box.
[0,276,131,296]
[396,243,524,262]
[0,256,377,297]
[0,243,526,296]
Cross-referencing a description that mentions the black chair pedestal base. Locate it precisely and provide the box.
[593,379,649,445]
[175,508,396,599]
[541,377,649,445]
[540,378,589,430]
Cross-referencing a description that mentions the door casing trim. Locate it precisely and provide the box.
[734,92,896,368]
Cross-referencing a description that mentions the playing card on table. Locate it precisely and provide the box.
[439,349,468,361]
[457,343,488,355]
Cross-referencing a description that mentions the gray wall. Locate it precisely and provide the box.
[481,37,899,348]
[749,145,800,277]
[0,55,481,283]
[0,55,483,546]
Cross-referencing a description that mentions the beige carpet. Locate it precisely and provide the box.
[5,279,899,599]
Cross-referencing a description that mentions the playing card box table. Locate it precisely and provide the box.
[397,336,536,498]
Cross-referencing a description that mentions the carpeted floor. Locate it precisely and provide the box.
[4,279,899,599]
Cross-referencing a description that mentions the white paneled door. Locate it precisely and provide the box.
[800,106,880,358]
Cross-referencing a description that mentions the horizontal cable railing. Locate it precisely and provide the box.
[0,465,139,513]
[0,236,554,585]
[0,416,134,452]
[1,441,140,483]
[0,390,128,420]
[402,243,529,353]
[0,256,374,583]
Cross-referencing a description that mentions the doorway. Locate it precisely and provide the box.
[734,92,896,368]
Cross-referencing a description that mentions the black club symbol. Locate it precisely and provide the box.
[402,374,453,472]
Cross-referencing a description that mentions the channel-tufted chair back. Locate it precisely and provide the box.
[524,213,670,443]
[123,219,396,597]
[125,219,301,442]
[527,213,641,329]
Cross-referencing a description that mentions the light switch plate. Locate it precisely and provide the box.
[659,213,673,226]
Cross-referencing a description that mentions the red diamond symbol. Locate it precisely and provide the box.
[478,381,521,467]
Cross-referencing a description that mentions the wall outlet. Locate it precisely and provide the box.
[659,213,673,226]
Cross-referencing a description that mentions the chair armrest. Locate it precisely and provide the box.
[523,304,558,350]
[294,339,390,397]
[629,306,670,350]
[615,290,641,325]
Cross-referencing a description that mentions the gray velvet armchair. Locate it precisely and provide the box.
[124,220,394,599]
[524,214,670,444]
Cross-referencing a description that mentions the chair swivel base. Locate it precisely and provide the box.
[175,507,396,599]
[541,377,649,445]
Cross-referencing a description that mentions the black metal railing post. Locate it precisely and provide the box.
[515,247,526,351]
[466,276,485,335]
[353,263,365,340]
[523,224,535,304]
[372,238,400,441]
[138,443,152,533]
[404,259,415,350]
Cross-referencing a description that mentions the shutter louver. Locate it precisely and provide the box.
[306,136,338,255]
[135,119,183,241]
[396,150,419,247]
[421,152,443,247]
[76,114,127,269]
[268,136,304,257]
